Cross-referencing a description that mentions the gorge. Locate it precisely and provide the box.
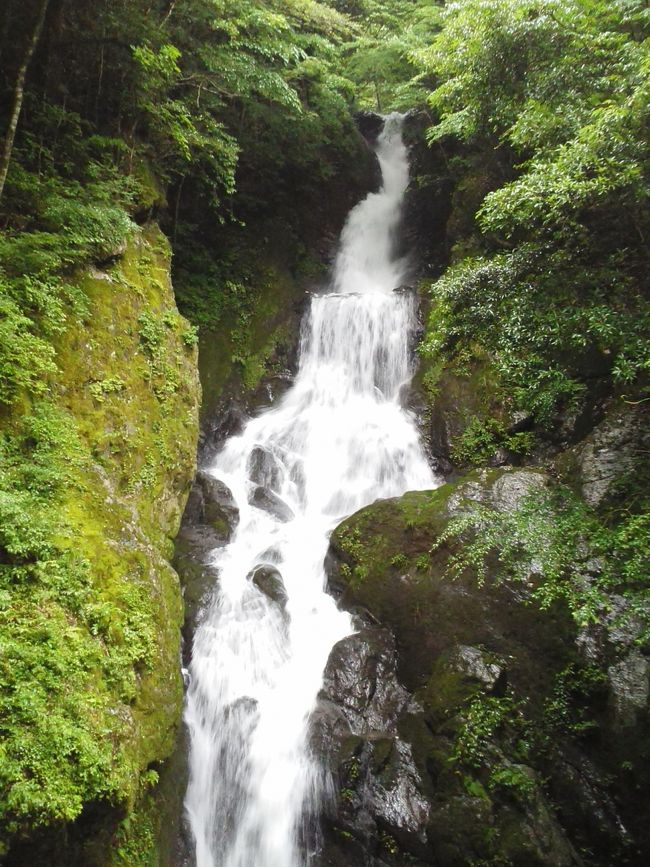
[1,2,649,866]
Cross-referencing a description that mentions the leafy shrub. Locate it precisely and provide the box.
[433,483,650,635]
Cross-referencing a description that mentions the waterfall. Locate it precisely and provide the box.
[183,112,437,867]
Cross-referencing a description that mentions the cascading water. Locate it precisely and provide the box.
[184,112,438,867]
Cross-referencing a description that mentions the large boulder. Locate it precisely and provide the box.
[174,474,239,652]
[316,468,649,866]
[249,485,294,522]
[248,564,289,610]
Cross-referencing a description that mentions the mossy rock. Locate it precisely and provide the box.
[196,260,305,432]
[1,225,200,865]
[413,342,532,473]
[329,471,574,697]
[324,469,647,865]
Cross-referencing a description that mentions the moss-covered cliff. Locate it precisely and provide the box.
[0,225,200,865]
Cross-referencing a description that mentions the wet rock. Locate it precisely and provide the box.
[174,474,238,655]
[608,649,650,729]
[247,446,283,490]
[226,695,259,721]
[309,700,351,768]
[249,485,294,522]
[248,371,294,411]
[313,624,434,863]
[196,470,239,539]
[248,564,288,609]
[355,110,384,144]
[368,739,431,842]
[323,471,649,864]
[200,405,248,463]
[181,481,206,525]
[547,748,631,858]
[320,629,411,735]
[401,109,455,273]
[341,737,431,855]
[329,474,574,694]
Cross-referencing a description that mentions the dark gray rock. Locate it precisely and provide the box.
[354,111,384,144]
[547,748,631,858]
[182,481,206,525]
[322,473,650,865]
[248,564,289,609]
[174,475,238,663]
[196,470,239,539]
[446,644,507,695]
[336,736,432,857]
[200,405,248,464]
[320,629,411,735]
[608,649,650,729]
[249,485,294,522]
[248,372,294,411]
[570,403,650,508]
[313,626,435,864]
[247,446,283,490]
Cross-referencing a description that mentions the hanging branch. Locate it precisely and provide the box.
[161,0,179,27]
[0,0,51,203]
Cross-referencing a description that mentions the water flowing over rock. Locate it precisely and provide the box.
[248,564,289,610]
[183,114,437,867]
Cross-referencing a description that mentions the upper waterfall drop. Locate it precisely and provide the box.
[333,112,411,296]
[183,113,438,867]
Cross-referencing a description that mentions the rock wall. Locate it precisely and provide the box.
[2,225,200,866]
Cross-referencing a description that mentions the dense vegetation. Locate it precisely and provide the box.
[418,0,649,420]
[1,0,649,863]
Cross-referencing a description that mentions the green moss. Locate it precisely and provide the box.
[416,334,526,467]
[197,261,303,420]
[0,226,199,859]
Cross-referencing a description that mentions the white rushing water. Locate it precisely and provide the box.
[184,113,437,867]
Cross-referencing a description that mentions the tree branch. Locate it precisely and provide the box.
[0,0,51,203]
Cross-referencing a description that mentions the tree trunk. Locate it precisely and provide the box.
[0,0,51,203]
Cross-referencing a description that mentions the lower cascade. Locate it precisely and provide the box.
[184,113,438,867]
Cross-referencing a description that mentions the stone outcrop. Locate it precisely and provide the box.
[317,468,650,866]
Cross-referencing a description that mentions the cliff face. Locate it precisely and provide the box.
[1,225,200,866]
